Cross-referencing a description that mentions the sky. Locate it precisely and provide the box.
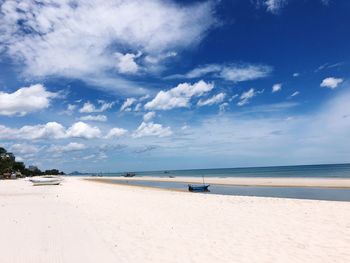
[0,0,349,173]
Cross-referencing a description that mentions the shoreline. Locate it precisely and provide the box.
[85,176,350,189]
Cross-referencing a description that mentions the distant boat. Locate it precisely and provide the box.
[188,175,210,192]
[124,172,136,177]
[188,184,210,192]
[29,176,62,186]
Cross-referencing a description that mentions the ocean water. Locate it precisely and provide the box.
[102,163,350,178]
[109,180,350,202]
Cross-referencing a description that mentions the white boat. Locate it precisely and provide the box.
[29,176,62,186]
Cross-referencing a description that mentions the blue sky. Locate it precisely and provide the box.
[0,0,349,173]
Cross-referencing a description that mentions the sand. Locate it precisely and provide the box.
[96,176,350,188]
[0,177,349,263]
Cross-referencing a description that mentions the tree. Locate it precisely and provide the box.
[0,147,64,178]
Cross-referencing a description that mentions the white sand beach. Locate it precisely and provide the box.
[1,177,349,263]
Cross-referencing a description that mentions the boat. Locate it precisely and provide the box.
[29,176,62,186]
[188,184,210,192]
[188,175,210,192]
[124,172,136,177]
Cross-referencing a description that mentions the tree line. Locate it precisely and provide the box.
[0,147,64,178]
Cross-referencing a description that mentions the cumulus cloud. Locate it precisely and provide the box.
[320,77,343,89]
[0,122,67,140]
[47,142,87,153]
[145,80,214,110]
[120,98,137,111]
[197,93,226,106]
[272,83,282,93]
[79,101,114,113]
[106,128,128,138]
[66,122,101,139]
[167,63,272,82]
[237,88,257,106]
[79,115,107,122]
[0,0,215,92]
[10,143,40,155]
[133,122,172,138]
[115,52,140,74]
[0,121,104,140]
[143,112,156,122]
[0,84,57,116]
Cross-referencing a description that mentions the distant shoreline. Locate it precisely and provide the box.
[86,176,350,189]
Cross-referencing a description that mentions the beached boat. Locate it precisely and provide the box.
[124,172,136,177]
[29,176,62,186]
[188,175,210,192]
[188,184,210,192]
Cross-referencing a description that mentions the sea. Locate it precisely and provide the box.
[101,163,350,178]
[86,163,350,201]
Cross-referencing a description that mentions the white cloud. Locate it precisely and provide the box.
[79,115,107,122]
[10,143,40,155]
[183,64,222,78]
[167,63,272,82]
[272,83,282,93]
[62,104,77,115]
[120,98,137,111]
[265,0,287,14]
[320,77,343,89]
[229,94,239,102]
[143,112,156,122]
[0,122,67,140]
[293,73,300,77]
[66,122,101,139]
[0,0,215,92]
[145,80,214,110]
[79,101,114,113]
[48,142,87,153]
[0,84,57,116]
[237,88,256,106]
[220,64,272,82]
[197,93,226,106]
[290,91,300,97]
[133,122,172,138]
[115,52,140,74]
[219,102,229,113]
[106,128,128,138]
[0,121,135,140]
[134,103,142,112]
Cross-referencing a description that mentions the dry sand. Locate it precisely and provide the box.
[0,177,349,263]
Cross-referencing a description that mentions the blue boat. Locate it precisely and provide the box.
[188,184,210,192]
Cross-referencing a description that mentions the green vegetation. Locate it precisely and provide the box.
[0,147,64,179]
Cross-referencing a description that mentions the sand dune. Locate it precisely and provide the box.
[0,177,349,263]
